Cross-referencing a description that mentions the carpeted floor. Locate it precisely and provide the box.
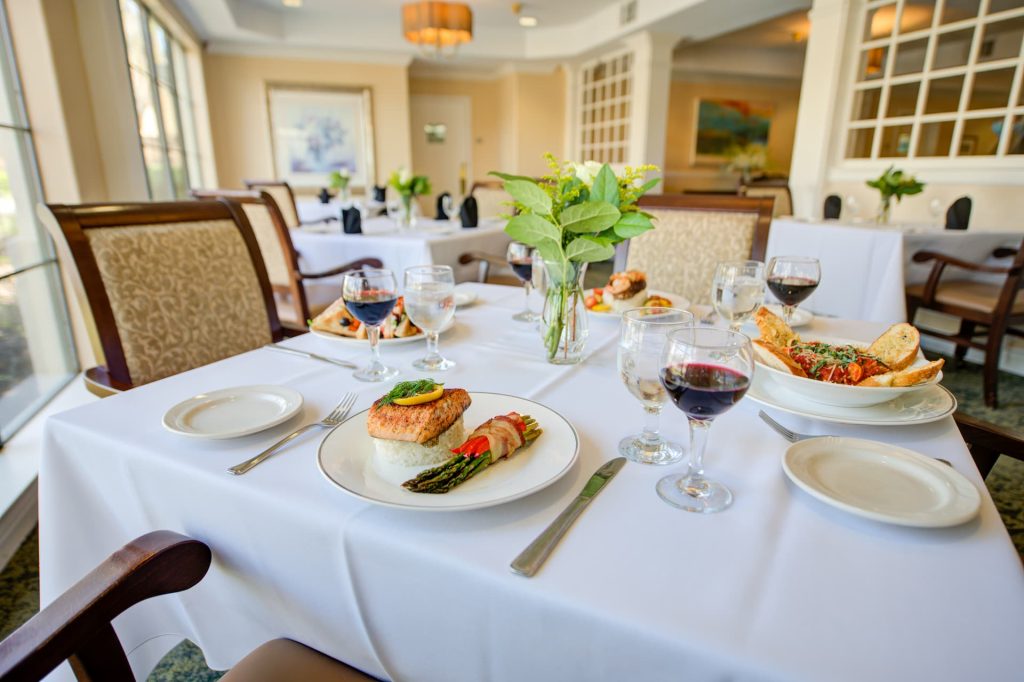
[1,354,1021,679]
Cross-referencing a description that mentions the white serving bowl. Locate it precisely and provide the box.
[755,335,942,408]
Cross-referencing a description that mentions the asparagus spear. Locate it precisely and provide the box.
[403,416,542,494]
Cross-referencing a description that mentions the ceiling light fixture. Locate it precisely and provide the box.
[282,0,302,7]
[402,2,473,56]
[512,3,539,28]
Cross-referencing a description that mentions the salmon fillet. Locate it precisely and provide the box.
[366,388,472,444]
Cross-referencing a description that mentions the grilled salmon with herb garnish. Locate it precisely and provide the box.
[367,382,471,444]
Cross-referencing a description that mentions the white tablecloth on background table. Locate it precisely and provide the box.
[296,198,386,224]
[40,283,1023,681]
[767,218,1022,323]
[290,217,511,287]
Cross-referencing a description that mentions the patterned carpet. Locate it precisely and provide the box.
[0,355,1021,679]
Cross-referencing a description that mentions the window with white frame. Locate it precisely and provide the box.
[845,0,1024,160]
[118,0,204,199]
[0,1,77,443]
[578,51,633,164]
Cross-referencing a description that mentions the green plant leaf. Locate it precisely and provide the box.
[534,237,565,266]
[505,179,552,215]
[560,201,620,233]
[489,171,536,183]
[638,177,660,194]
[505,213,560,246]
[613,212,653,238]
[589,164,619,206]
[565,235,615,263]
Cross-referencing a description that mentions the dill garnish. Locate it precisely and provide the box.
[378,379,442,406]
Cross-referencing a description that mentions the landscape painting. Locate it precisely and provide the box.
[694,99,773,164]
[267,85,375,188]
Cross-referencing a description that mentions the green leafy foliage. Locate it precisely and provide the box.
[560,202,621,234]
[866,166,925,202]
[389,169,432,197]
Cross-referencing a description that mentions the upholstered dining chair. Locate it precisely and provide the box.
[457,251,520,286]
[954,412,1024,479]
[0,531,376,681]
[905,238,1023,408]
[243,179,304,228]
[192,189,382,331]
[469,181,512,220]
[946,196,972,230]
[45,200,284,396]
[741,183,793,218]
[823,194,842,220]
[613,194,774,306]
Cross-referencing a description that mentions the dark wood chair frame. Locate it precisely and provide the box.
[954,412,1024,478]
[0,531,211,681]
[906,240,1023,407]
[47,200,286,393]
[242,179,332,227]
[613,194,775,271]
[740,182,793,217]
[458,251,512,283]
[192,189,382,331]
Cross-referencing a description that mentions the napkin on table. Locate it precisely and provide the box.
[460,196,478,228]
[342,207,362,234]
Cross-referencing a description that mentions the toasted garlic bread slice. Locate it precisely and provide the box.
[867,323,920,371]
[892,358,944,386]
[857,372,895,387]
[753,340,808,377]
[754,307,800,348]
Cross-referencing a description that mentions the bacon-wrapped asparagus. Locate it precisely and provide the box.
[402,412,542,494]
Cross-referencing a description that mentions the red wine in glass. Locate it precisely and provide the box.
[344,291,398,327]
[660,363,750,420]
[509,259,533,283]
[766,276,818,307]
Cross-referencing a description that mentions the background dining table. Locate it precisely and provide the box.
[39,283,1024,682]
[290,216,512,285]
[295,197,387,224]
[766,218,1023,323]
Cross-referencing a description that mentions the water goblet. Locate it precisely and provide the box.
[404,265,456,371]
[766,256,821,326]
[507,242,538,322]
[617,307,694,465]
[657,327,754,513]
[712,260,765,331]
[342,269,400,382]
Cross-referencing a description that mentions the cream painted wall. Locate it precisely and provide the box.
[663,77,802,193]
[512,70,566,177]
[203,53,413,193]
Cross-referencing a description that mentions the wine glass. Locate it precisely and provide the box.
[657,327,754,513]
[442,194,455,220]
[507,242,538,322]
[712,260,765,331]
[617,307,694,465]
[404,265,456,371]
[929,198,945,228]
[766,256,821,326]
[342,269,400,382]
[845,195,860,221]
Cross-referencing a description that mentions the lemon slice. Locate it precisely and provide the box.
[393,385,444,406]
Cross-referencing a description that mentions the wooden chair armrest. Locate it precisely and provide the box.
[0,531,211,681]
[993,246,1018,259]
[954,412,1024,478]
[911,250,1013,274]
[298,257,384,280]
[301,217,338,225]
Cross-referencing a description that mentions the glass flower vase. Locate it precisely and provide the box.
[876,194,892,224]
[541,261,588,364]
[398,195,417,230]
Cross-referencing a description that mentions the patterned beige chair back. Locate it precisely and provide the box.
[616,195,774,306]
[245,180,301,228]
[742,185,792,218]
[46,200,282,392]
[470,182,512,220]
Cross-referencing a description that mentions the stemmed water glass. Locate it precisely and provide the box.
[711,260,765,331]
[617,307,694,465]
[342,269,400,382]
[766,256,821,326]
[657,327,754,513]
[507,242,538,322]
[404,265,456,371]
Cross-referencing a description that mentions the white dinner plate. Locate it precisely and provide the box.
[310,319,456,346]
[586,288,690,316]
[783,437,980,527]
[454,290,478,307]
[317,392,580,511]
[162,385,303,439]
[746,372,956,426]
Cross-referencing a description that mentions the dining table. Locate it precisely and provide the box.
[39,283,1024,682]
[295,197,387,224]
[766,218,1023,323]
[290,216,512,285]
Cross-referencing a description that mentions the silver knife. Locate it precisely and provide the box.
[510,457,626,577]
[262,344,357,369]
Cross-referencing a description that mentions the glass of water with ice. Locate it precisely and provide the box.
[712,260,766,331]
[404,265,456,371]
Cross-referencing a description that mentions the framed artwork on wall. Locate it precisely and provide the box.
[693,98,773,165]
[266,84,376,188]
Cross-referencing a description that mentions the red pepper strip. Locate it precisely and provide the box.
[452,435,490,459]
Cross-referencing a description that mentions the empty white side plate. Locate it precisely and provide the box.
[163,385,303,439]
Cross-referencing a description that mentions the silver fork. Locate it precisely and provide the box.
[757,410,953,467]
[228,392,357,475]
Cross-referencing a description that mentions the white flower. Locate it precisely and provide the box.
[571,160,604,187]
[398,167,412,186]
[340,168,350,178]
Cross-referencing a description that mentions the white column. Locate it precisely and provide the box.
[624,31,676,187]
[788,0,854,218]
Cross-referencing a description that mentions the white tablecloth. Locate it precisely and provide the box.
[296,198,386,224]
[767,218,1022,323]
[40,284,1023,682]
[290,217,511,287]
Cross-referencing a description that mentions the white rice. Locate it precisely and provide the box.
[608,288,648,312]
[372,417,466,467]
